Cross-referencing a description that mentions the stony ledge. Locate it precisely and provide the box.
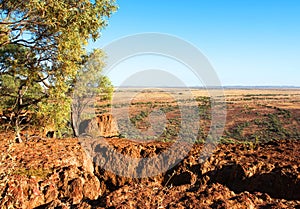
[0,134,299,208]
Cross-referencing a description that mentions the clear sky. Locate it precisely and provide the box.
[89,0,300,87]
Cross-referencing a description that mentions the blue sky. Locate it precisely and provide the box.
[89,0,300,87]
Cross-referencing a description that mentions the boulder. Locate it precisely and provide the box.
[79,113,119,137]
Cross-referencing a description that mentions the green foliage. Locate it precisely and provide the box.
[130,110,149,125]
[0,45,46,108]
[0,0,117,139]
[219,137,237,144]
[0,45,46,140]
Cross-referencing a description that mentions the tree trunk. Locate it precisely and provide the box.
[71,110,79,137]
[15,117,23,143]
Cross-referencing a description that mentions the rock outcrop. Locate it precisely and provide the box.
[0,136,101,209]
[0,133,299,208]
[79,113,119,137]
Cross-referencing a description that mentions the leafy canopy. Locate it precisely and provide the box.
[0,0,117,137]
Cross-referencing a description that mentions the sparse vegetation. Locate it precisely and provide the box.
[107,89,300,144]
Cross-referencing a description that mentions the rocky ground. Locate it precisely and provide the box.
[0,132,299,209]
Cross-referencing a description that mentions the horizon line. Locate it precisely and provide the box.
[114,85,300,89]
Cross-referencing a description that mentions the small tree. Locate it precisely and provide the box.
[0,45,46,142]
[71,49,113,137]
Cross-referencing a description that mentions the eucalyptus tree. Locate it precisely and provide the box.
[0,0,117,141]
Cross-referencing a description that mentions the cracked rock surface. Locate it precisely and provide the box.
[0,133,299,208]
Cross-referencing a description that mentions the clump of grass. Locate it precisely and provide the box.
[13,167,51,179]
[219,137,237,144]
